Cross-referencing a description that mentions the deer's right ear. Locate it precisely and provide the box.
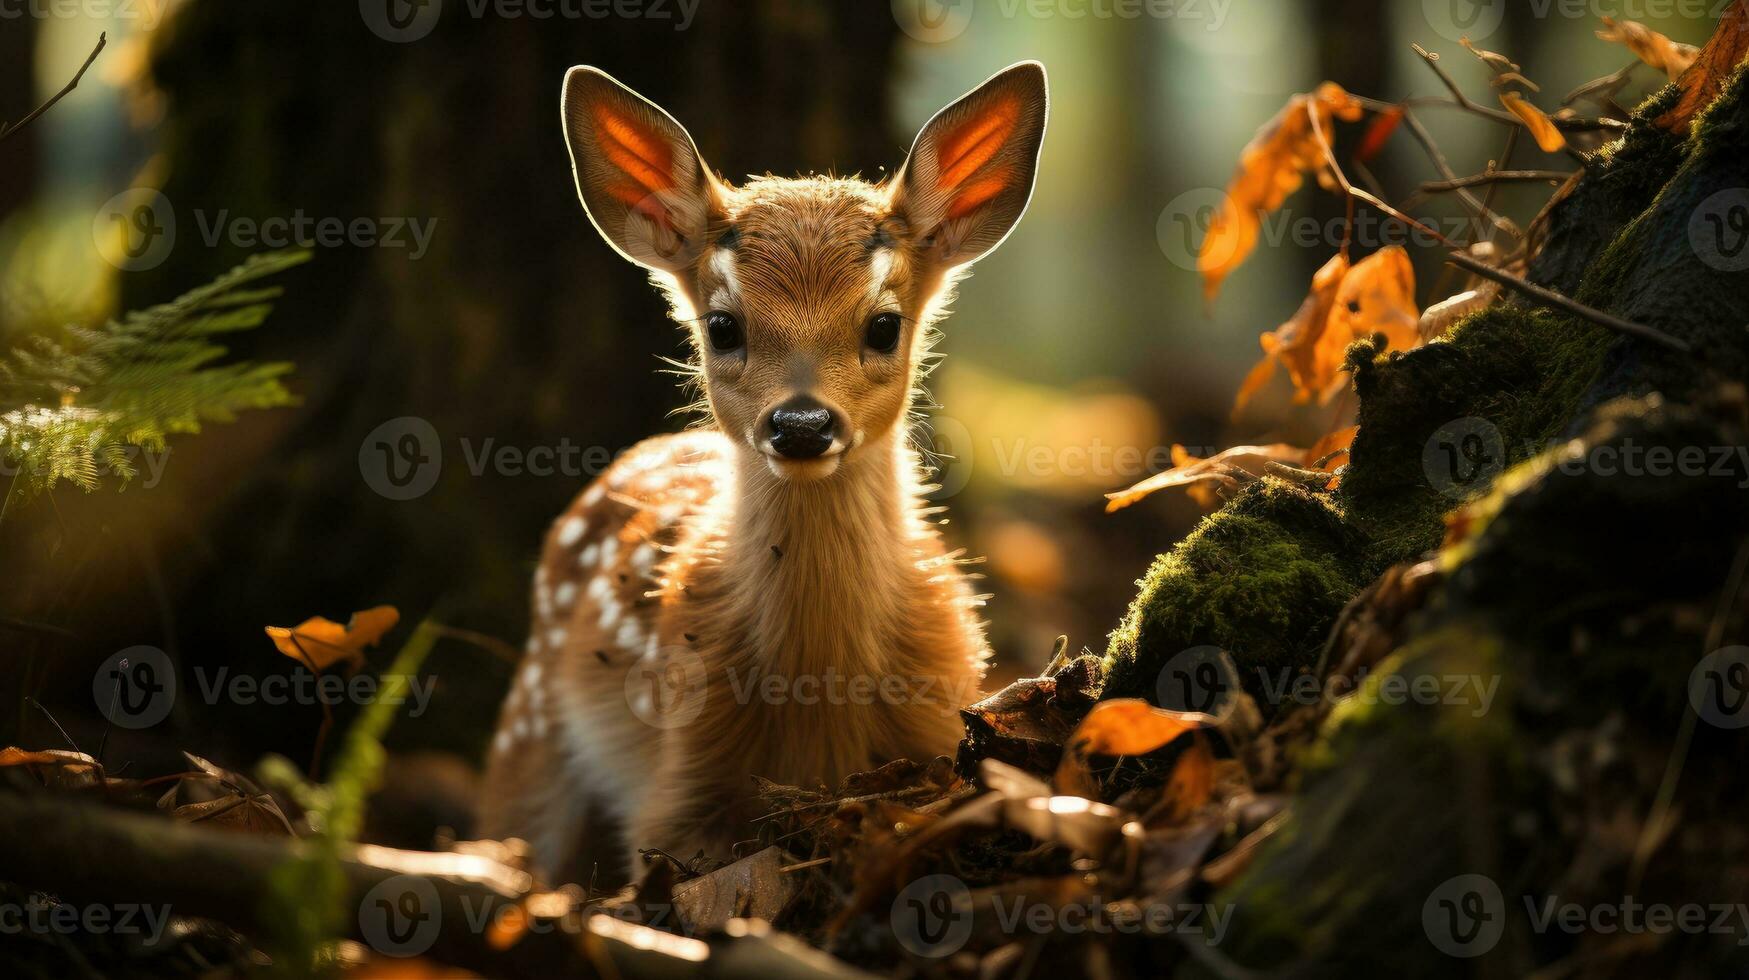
[561,66,723,274]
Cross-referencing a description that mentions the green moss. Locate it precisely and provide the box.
[1100,479,1364,701]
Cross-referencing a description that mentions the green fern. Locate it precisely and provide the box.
[0,248,310,497]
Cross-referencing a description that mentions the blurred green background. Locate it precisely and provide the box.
[0,0,1702,797]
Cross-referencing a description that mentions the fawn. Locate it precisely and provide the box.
[480,62,1048,881]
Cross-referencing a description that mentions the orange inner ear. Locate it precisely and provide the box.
[934,93,1020,191]
[592,101,677,226]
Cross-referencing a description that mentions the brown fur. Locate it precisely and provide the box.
[479,62,1047,880]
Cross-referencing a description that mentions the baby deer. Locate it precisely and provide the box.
[480,62,1048,881]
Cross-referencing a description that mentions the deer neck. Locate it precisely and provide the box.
[718,428,924,677]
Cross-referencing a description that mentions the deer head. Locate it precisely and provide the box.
[561,62,1047,482]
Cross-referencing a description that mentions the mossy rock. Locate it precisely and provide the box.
[1202,395,1749,976]
[1100,479,1364,703]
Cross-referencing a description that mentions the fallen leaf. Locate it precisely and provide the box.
[1153,735,1216,824]
[672,846,802,934]
[1657,0,1749,134]
[1597,17,1700,80]
[1053,699,1209,798]
[265,605,400,673]
[1500,92,1568,152]
[1104,443,1308,513]
[1199,82,1363,301]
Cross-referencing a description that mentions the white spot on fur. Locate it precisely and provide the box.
[615,617,644,651]
[598,594,623,632]
[587,575,612,602]
[584,483,605,506]
[710,249,741,301]
[546,627,567,649]
[631,545,657,576]
[522,661,543,687]
[644,634,660,661]
[557,515,587,547]
[554,581,577,609]
[580,542,601,568]
[599,536,620,569]
[493,729,511,753]
[632,689,654,716]
[868,248,894,304]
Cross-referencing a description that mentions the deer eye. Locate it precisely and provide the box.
[705,311,743,353]
[865,312,902,353]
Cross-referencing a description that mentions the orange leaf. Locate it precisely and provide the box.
[1199,82,1363,302]
[1355,106,1404,162]
[1155,735,1216,823]
[1500,92,1567,153]
[1053,699,1208,797]
[1597,17,1700,81]
[265,605,400,673]
[1306,424,1358,470]
[1657,0,1749,134]
[1261,251,1352,407]
[1318,245,1420,401]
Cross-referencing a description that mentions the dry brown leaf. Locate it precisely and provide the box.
[1154,736,1217,823]
[1597,17,1700,80]
[265,605,400,673]
[1461,37,1524,78]
[1198,82,1363,301]
[1104,443,1307,512]
[1252,252,1352,410]
[1658,0,1749,134]
[1500,92,1568,152]
[1306,425,1358,471]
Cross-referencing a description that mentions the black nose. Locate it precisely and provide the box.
[767,397,836,459]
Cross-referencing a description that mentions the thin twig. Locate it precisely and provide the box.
[1421,170,1576,193]
[1444,251,1692,353]
[1306,102,1459,249]
[0,33,106,143]
[1411,42,1626,134]
[1398,108,1521,242]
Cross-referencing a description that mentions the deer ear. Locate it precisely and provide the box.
[562,66,722,273]
[890,61,1047,269]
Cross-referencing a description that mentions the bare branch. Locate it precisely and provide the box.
[1420,170,1577,193]
[0,33,107,143]
[1444,251,1692,354]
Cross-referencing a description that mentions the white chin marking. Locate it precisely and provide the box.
[765,454,841,481]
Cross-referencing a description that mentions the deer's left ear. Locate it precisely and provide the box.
[890,61,1048,269]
